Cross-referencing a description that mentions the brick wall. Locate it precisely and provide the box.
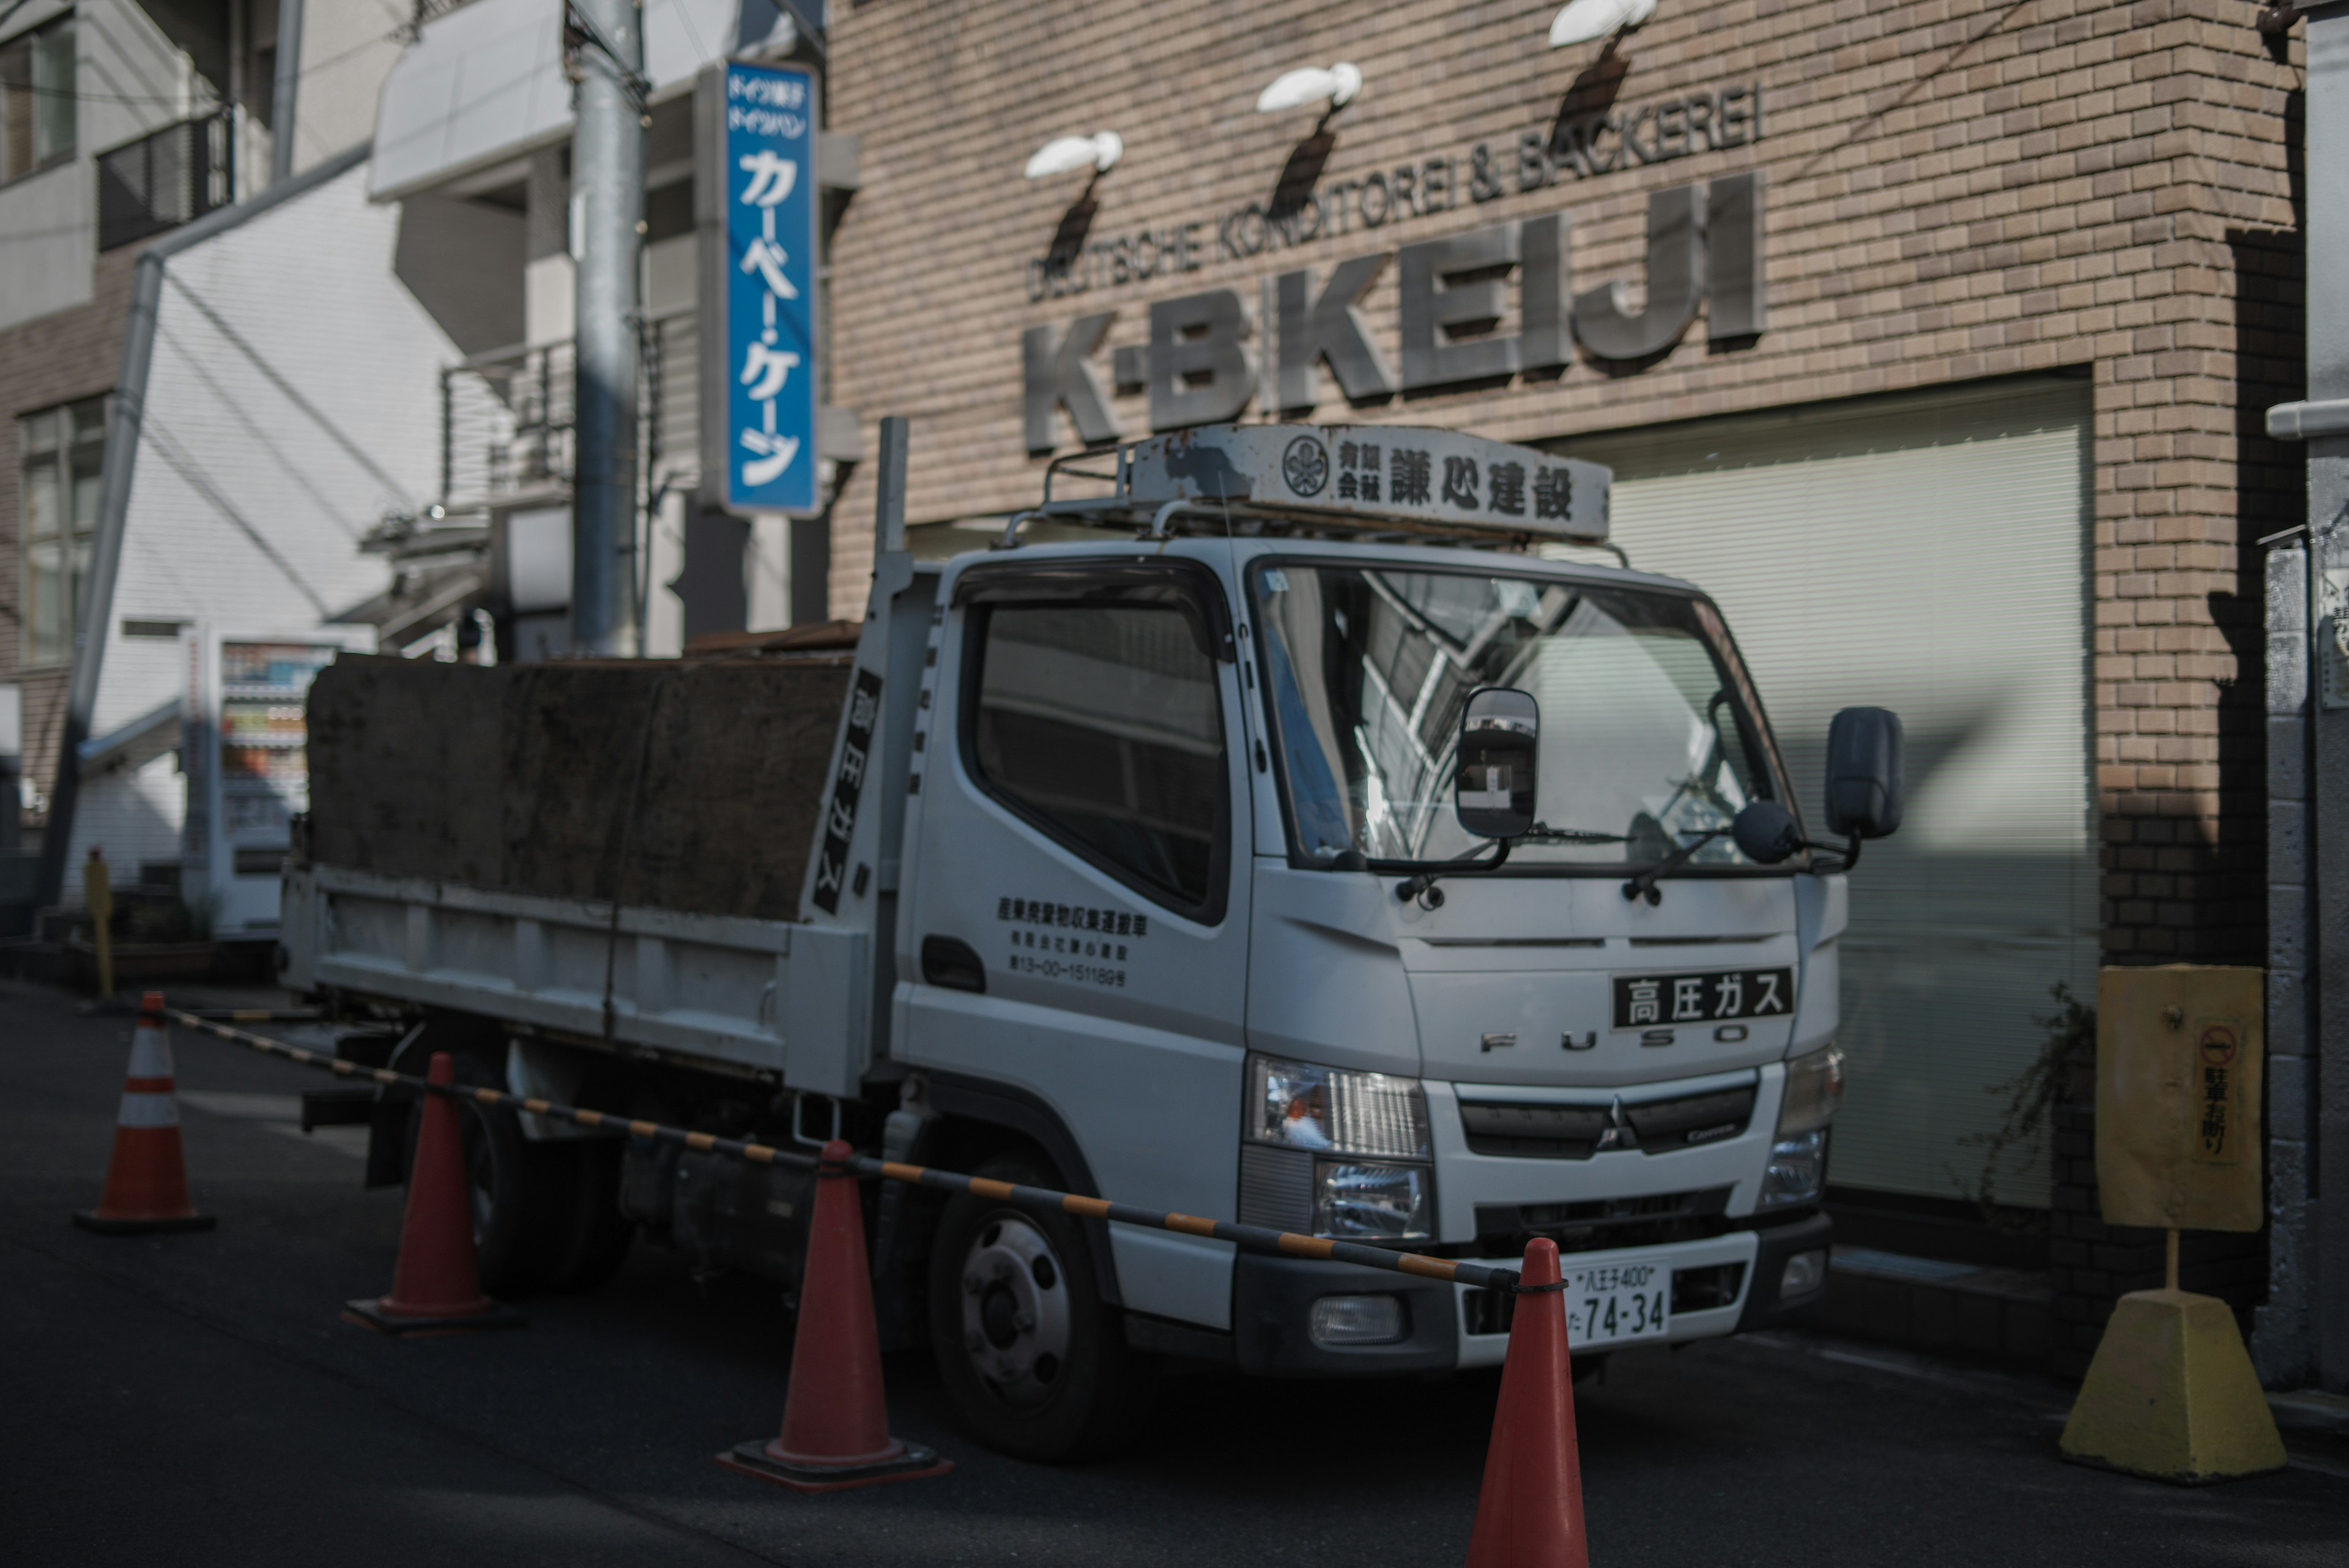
[0,239,150,826]
[826,0,2303,970]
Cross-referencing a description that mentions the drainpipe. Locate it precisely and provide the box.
[2263,0,2349,1396]
[270,0,303,185]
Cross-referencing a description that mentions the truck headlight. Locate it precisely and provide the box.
[1314,1160,1433,1241]
[1759,1045,1842,1211]
[1247,1054,1430,1159]
[1759,1129,1828,1210]
[1244,1056,1433,1239]
[1776,1043,1844,1136]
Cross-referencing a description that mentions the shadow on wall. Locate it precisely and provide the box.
[1548,36,1631,143]
[1758,708,2097,1209]
[1267,129,1337,223]
[395,191,528,358]
[2085,217,2304,970]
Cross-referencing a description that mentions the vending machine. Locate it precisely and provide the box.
[182,626,373,935]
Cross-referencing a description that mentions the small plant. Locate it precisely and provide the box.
[1955,980,2095,1224]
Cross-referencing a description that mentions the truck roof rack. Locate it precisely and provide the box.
[998,424,1612,551]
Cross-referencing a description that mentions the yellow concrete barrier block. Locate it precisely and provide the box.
[2059,1288,2287,1485]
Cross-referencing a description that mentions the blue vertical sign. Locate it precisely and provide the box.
[718,61,819,515]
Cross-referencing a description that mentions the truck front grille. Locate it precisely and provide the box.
[1238,1143,1314,1233]
[1457,1083,1757,1159]
[1473,1186,1735,1257]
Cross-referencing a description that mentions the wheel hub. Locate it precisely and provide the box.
[957,1216,1071,1408]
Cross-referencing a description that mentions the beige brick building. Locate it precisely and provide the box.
[821,0,2304,1241]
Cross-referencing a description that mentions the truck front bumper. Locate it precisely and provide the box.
[1227,1210,1830,1376]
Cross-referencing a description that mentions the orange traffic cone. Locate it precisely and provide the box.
[74,992,214,1235]
[343,1051,525,1336]
[1464,1238,1590,1568]
[718,1138,952,1492]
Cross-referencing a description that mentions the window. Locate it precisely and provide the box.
[20,396,107,667]
[1253,562,1791,870]
[0,15,75,183]
[967,590,1230,916]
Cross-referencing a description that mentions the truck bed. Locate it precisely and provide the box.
[289,652,872,1085]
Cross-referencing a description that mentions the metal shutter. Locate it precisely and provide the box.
[1550,377,2096,1207]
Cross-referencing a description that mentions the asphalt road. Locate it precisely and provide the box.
[2,975,2342,1567]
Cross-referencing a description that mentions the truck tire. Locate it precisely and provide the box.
[404,1055,574,1298]
[926,1154,1156,1462]
[544,1137,634,1293]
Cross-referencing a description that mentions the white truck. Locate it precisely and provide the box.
[281,420,1902,1460]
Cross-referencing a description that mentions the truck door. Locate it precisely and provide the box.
[899,556,1250,1329]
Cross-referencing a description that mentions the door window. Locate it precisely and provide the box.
[967,596,1228,919]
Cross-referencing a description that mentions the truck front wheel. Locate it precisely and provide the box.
[926,1155,1154,1462]
[402,1055,573,1298]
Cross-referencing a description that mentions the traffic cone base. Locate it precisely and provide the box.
[721,1138,951,1495]
[344,1050,525,1337]
[716,1437,952,1494]
[76,992,212,1235]
[341,1297,529,1337]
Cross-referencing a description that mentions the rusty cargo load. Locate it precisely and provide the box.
[305,654,854,923]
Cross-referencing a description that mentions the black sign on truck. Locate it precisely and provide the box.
[1611,968,1794,1030]
[811,667,884,913]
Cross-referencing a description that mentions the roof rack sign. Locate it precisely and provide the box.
[1113,424,1611,544]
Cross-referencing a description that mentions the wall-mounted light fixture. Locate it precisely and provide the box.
[1548,0,1657,48]
[1024,132,1124,180]
[1255,62,1363,116]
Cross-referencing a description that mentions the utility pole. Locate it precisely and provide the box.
[568,0,645,655]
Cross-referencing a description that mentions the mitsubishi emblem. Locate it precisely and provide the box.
[1594,1096,1638,1151]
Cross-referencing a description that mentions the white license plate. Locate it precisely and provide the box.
[1564,1260,1671,1348]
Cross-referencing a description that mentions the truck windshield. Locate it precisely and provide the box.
[1252,562,1794,869]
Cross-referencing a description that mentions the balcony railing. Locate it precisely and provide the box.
[96,111,234,252]
[437,310,699,515]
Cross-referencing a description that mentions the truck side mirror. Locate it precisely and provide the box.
[1455,688,1538,841]
[1824,707,1904,839]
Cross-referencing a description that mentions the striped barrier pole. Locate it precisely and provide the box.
[167,1008,1591,1547]
[164,1009,1527,1296]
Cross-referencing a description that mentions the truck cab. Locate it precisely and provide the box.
[874,423,1899,1454]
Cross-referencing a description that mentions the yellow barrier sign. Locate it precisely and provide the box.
[2062,964,2282,1484]
[2093,965,2263,1234]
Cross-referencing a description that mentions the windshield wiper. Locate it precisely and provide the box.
[1387,823,1625,906]
[1521,822,1631,845]
[1620,827,1731,905]
[1390,839,1511,907]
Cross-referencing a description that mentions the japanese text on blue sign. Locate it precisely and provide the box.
[721,62,818,515]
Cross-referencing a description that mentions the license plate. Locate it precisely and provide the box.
[1612,967,1793,1030]
[1564,1260,1671,1348]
